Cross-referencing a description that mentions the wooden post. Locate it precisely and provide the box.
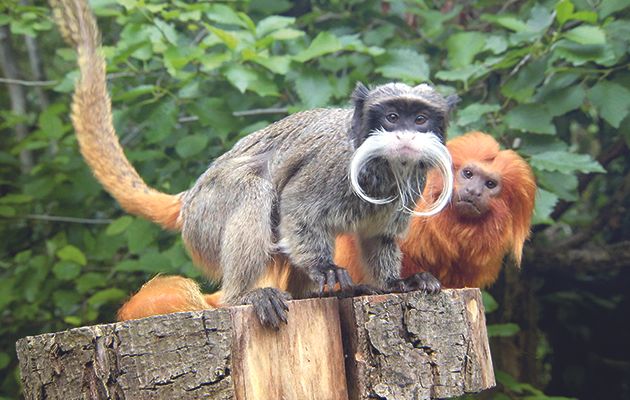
[16,289,495,399]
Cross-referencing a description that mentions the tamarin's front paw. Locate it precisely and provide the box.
[238,288,292,329]
[308,263,353,295]
[386,272,441,294]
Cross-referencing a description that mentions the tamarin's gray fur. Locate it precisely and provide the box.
[50,0,457,327]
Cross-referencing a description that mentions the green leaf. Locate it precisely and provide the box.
[250,55,291,75]
[529,151,605,174]
[163,45,203,77]
[0,352,9,370]
[482,291,499,314]
[501,57,547,103]
[53,290,82,313]
[564,26,606,45]
[482,14,528,32]
[76,272,107,294]
[126,219,159,254]
[256,15,295,37]
[599,0,630,18]
[588,81,630,128]
[206,4,249,28]
[87,288,127,308]
[487,323,520,337]
[225,65,278,96]
[199,53,232,72]
[294,32,343,63]
[56,245,87,266]
[207,26,239,50]
[446,32,487,69]
[52,261,82,281]
[555,0,575,26]
[145,99,177,144]
[375,49,430,83]
[0,194,32,204]
[504,105,555,135]
[0,206,16,217]
[269,28,304,41]
[64,316,82,326]
[435,65,487,85]
[483,35,508,54]
[38,106,67,140]
[553,39,608,66]
[538,85,585,117]
[536,171,578,201]
[113,85,155,102]
[105,216,134,236]
[176,134,210,158]
[153,18,178,45]
[456,103,501,127]
[295,71,333,108]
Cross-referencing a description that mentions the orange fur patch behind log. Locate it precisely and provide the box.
[117,276,211,321]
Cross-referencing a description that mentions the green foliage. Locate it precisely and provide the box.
[1,0,629,398]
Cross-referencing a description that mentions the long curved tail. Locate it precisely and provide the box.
[50,0,181,230]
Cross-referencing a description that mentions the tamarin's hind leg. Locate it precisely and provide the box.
[220,213,292,328]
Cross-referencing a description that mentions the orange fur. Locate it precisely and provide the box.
[400,131,536,288]
[117,275,211,320]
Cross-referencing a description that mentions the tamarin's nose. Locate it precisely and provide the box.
[466,186,481,197]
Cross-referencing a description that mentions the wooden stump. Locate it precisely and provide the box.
[16,289,495,399]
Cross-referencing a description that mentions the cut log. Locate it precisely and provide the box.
[16,289,494,400]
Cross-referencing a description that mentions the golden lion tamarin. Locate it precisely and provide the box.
[51,0,457,327]
[118,132,536,319]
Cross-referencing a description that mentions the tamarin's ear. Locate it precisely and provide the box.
[352,82,370,105]
[446,94,460,112]
[350,82,370,147]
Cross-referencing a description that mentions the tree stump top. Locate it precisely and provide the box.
[16,289,495,399]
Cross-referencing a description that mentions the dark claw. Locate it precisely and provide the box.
[337,268,353,291]
[326,269,337,292]
[238,287,292,329]
[308,263,355,295]
[386,272,441,294]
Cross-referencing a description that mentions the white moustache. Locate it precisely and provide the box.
[349,129,453,217]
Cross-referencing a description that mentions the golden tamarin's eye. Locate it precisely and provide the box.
[485,180,497,189]
[462,169,473,179]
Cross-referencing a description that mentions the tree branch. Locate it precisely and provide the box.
[0,26,34,173]
[525,241,630,274]
[22,214,113,224]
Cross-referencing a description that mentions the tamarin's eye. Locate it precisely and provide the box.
[415,115,428,125]
[485,180,497,189]
[462,169,473,179]
[386,113,399,123]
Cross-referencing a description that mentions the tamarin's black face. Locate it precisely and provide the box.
[348,82,457,217]
[366,98,447,143]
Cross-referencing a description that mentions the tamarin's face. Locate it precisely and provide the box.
[454,163,502,218]
[349,82,456,217]
[368,98,447,142]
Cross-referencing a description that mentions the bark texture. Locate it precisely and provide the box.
[16,289,494,400]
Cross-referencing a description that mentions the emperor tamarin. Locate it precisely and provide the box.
[51,0,456,327]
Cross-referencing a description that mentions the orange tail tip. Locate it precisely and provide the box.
[117,275,214,321]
